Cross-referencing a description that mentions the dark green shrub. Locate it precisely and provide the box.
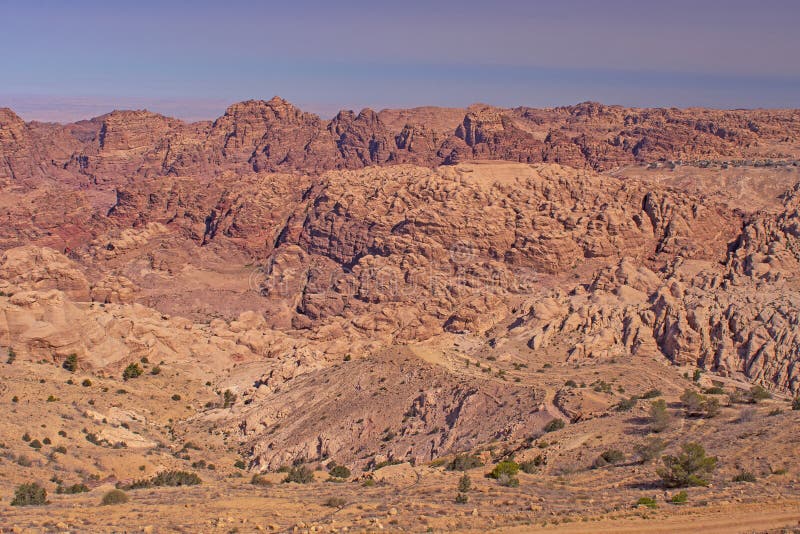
[519,460,538,474]
[150,366,161,375]
[62,354,78,372]
[283,465,314,484]
[101,489,129,505]
[6,348,17,364]
[616,397,637,412]
[447,454,484,471]
[122,363,143,380]
[57,483,89,494]
[564,379,577,387]
[171,394,181,401]
[122,470,201,490]
[704,386,725,395]
[53,445,67,454]
[455,491,469,503]
[544,418,565,433]
[81,379,92,387]
[733,471,756,483]
[670,490,688,504]
[11,482,47,506]
[222,389,237,408]
[22,432,31,442]
[680,389,719,418]
[793,397,800,411]
[657,442,717,488]
[329,465,351,479]
[636,496,657,508]
[29,439,42,450]
[234,459,246,470]
[42,437,51,445]
[458,473,471,492]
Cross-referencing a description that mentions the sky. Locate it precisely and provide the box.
[1,0,799,122]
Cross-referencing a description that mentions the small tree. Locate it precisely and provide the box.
[122,363,143,380]
[458,473,471,493]
[62,354,78,372]
[11,482,47,506]
[284,465,314,484]
[329,465,351,479]
[488,461,520,479]
[649,399,671,433]
[680,389,719,418]
[657,442,717,488]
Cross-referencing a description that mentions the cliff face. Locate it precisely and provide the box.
[3,99,800,185]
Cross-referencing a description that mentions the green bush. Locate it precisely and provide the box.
[57,483,89,494]
[6,348,17,364]
[680,389,719,418]
[458,473,471,493]
[329,465,351,479]
[150,366,161,375]
[81,379,92,387]
[616,397,637,412]
[670,490,688,504]
[234,459,246,470]
[283,465,314,484]
[122,470,201,490]
[635,437,666,463]
[53,445,67,454]
[544,418,565,433]
[732,471,756,483]
[519,460,538,474]
[488,461,520,479]
[649,400,671,433]
[11,482,47,506]
[641,389,662,399]
[29,439,43,450]
[657,442,717,488]
[749,385,771,402]
[636,496,657,508]
[101,489,129,505]
[62,354,78,372]
[793,397,800,411]
[496,473,520,487]
[447,454,484,471]
[122,363,143,380]
[171,394,181,401]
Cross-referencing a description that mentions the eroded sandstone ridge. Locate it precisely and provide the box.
[2,99,800,473]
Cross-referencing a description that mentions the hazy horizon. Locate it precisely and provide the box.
[2,0,799,122]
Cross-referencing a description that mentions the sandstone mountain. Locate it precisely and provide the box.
[2,100,800,531]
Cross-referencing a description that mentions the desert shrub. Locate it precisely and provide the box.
[641,389,662,399]
[234,459,246,470]
[6,348,17,364]
[150,366,161,375]
[593,449,625,468]
[635,437,666,463]
[46,395,58,402]
[488,461,520,479]
[458,473,472,492]
[447,454,484,471]
[122,470,201,490]
[738,406,757,423]
[519,460,538,474]
[11,482,47,506]
[29,439,43,450]
[53,445,67,454]
[616,397,637,412]
[329,465,351,479]
[749,385,771,402]
[42,437,51,445]
[670,490,688,504]
[564,379,577,387]
[657,442,717,488]
[496,473,520,487]
[768,408,783,416]
[636,496,657,508]
[793,397,800,411]
[81,379,92,387]
[649,399,671,433]
[283,465,314,484]
[62,354,78,372]
[16,454,32,467]
[171,394,181,401]
[122,363,143,380]
[222,389,237,408]
[544,418,565,433]
[455,491,469,504]
[732,471,756,483]
[101,489,129,505]
[250,474,272,486]
[680,389,719,418]
[57,483,89,494]
[22,432,31,442]
[362,478,376,487]
[12,395,18,403]
[324,495,347,507]
[704,386,725,395]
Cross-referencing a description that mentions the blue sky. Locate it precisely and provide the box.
[1,0,799,121]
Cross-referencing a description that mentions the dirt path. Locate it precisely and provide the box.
[497,502,800,534]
